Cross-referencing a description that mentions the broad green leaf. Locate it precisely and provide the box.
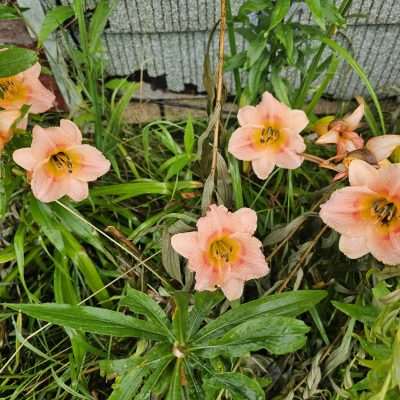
[238,0,270,15]
[188,291,224,339]
[5,304,168,340]
[305,0,326,30]
[0,245,16,264]
[194,290,327,343]
[247,31,266,67]
[268,0,290,33]
[38,6,74,47]
[108,366,147,400]
[274,24,294,63]
[0,47,37,77]
[204,372,265,400]
[136,356,174,400]
[332,301,379,323]
[120,287,172,339]
[198,316,309,358]
[172,292,189,344]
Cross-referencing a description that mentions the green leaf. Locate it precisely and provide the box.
[332,301,379,323]
[0,5,21,20]
[199,316,309,358]
[161,227,183,283]
[247,31,266,67]
[305,0,326,30]
[91,180,202,201]
[274,24,294,64]
[0,47,38,77]
[166,360,183,400]
[271,68,290,106]
[188,291,224,339]
[38,6,74,47]
[136,356,174,400]
[204,372,265,400]
[120,287,172,339]
[88,0,113,54]
[319,36,385,133]
[30,197,64,251]
[238,0,270,15]
[184,116,195,155]
[108,366,147,400]
[172,292,189,344]
[5,304,168,340]
[268,0,290,33]
[194,290,327,343]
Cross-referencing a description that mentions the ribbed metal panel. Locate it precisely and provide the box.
[38,0,400,99]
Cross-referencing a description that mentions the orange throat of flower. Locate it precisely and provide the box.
[207,235,241,268]
[0,76,29,108]
[362,196,400,232]
[252,122,285,151]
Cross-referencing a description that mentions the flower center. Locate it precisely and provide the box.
[0,77,27,105]
[208,236,240,266]
[259,126,280,144]
[50,152,73,173]
[371,199,397,225]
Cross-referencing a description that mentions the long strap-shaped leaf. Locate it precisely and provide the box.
[193,290,326,343]
[5,304,168,341]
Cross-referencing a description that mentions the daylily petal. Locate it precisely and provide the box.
[348,159,379,187]
[60,119,82,145]
[316,130,339,145]
[232,208,258,235]
[69,144,110,181]
[220,279,244,301]
[252,157,275,179]
[13,148,37,170]
[258,91,289,121]
[339,235,369,259]
[67,178,89,202]
[274,149,304,169]
[31,162,70,202]
[343,103,364,131]
[366,135,400,162]
[366,226,400,265]
[319,186,375,236]
[286,109,309,134]
[228,126,261,160]
[171,231,200,260]
[237,105,264,127]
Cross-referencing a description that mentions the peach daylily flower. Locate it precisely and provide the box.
[316,103,364,156]
[228,92,308,179]
[171,205,269,300]
[13,119,110,203]
[0,63,55,113]
[320,159,400,265]
[0,110,27,153]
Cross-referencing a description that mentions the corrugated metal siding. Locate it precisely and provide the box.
[39,0,400,99]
